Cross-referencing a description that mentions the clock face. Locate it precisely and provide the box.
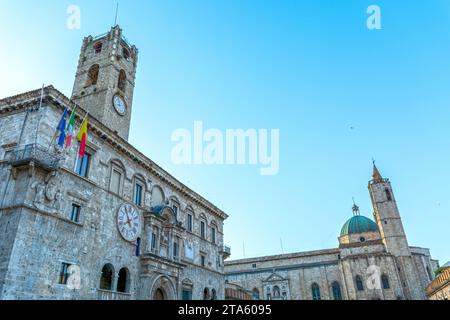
[117,203,141,242]
[113,94,126,115]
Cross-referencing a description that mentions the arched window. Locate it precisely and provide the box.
[203,288,210,300]
[252,288,260,300]
[381,274,390,289]
[151,186,165,207]
[332,281,342,300]
[311,283,321,300]
[118,70,126,92]
[273,286,281,298]
[211,289,217,300]
[123,47,130,60]
[355,275,364,291]
[385,188,392,201]
[117,267,130,293]
[93,42,103,54]
[200,217,206,239]
[86,64,99,86]
[100,264,114,291]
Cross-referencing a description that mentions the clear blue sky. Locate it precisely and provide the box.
[0,0,449,265]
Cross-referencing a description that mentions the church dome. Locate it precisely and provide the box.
[340,215,379,236]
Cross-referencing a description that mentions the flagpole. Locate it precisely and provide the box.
[75,111,89,160]
[79,111,89,127]
[47,99,62,151]
[33,84,45,146]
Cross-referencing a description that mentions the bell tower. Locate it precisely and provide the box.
[368,163,425,299]
[368,164,411,256]
[72,25,138,140]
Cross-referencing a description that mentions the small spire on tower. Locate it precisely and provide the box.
[372,159,383,182]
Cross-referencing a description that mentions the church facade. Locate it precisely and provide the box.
[224,167,439,300]
[0,26,229,300]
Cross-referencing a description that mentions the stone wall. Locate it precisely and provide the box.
[0,89,227,300]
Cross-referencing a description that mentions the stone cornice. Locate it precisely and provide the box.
[225,260,339,276]
[0,86,229,221]
[225,248,341,266]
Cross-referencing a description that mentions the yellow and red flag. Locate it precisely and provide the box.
[77,115,88,159]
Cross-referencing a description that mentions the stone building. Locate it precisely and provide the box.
[225,166,438,300]
[426,264,450,300]
[0,26,229,300]
[224,282,251,300]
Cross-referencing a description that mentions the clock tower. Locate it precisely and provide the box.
[71,25,138,141]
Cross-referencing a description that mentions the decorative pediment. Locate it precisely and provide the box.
[264,271,286,283]
[150,205,178,225]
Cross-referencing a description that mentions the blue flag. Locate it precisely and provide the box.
[57,107,69,147]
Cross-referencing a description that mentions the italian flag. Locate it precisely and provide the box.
[77,115,88,159]
[65,107,77,149]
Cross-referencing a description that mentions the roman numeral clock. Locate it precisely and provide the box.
[117,203,142,242]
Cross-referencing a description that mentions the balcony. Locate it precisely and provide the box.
[97,289,131,300]
[8,144,62,171]
[222,245,231,259]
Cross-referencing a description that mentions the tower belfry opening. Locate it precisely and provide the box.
[71,25,138,140]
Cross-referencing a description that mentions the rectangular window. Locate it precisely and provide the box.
[187,214,193,232]
[110,169,122,194]
[70,204,81,223]
[74,152,91,177]
[172,205,178,216]
[200,221,206,239]
[59,262,70,285]
[151,232,157,251]
[201,255,206,267]
[173,241,178,258]
[211,227,216,244]
[134,182,143,206]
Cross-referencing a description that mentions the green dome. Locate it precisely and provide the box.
[340,215,379,236]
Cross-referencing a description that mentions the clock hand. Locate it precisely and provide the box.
[126,218,132,227]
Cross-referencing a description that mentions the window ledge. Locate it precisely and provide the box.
[97,289,132,300]
[62,167,98,187]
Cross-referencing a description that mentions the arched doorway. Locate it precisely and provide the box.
[154,288,165,300]
[149,275,177,300]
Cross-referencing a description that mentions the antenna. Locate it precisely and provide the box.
[114,2,119,26]
[280,238,284,254]
[243,242,246,258]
